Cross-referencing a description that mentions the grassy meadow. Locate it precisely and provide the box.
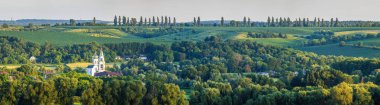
[2,26,380,58]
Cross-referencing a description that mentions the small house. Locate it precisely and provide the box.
[115,56,123,60]
[139,55,148,60]
[29,56,37,62]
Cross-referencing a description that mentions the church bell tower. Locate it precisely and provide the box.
[98,48,106,72]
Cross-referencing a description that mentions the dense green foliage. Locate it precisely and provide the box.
[247,32,288,38]
[2,35,380,104]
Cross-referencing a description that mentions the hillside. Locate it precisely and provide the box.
[1,26,380,58]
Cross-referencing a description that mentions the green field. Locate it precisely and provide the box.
[2,26,380,58]
[296,44,380,58]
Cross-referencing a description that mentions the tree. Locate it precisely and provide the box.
[267,16,271,26]
[114,15,117,26]
[124,80,147,105]
[339,41,346,47]
[161,16,164,25]
[317,18,321,27]
[139,16,143,26]
[93,17,96,25]
[28,23,34,28]
[173,17,176,26]
[353,86,372,105]
[118,16,122,26]
[335,18,339,27]
[144,18,147,26]
[221,17,224,27]
[169,17,171,25]
[161,84,181,105]
[17,64,38,76]
[164,16,168,26]
[331,82,353,105]
[152,16,156,26]
[157,17,160,26]
[0,82,17,105]
[70,19,76,26]
[197,17,201,26]
[357,42,364,47]
[122,16,127,25]
[54,77,78,104]
[243,17,247,27]
[127,17,130,26]
[321,18,325,27]
[193,17,196,26]
[302,18,306,27]
[20,81,57,105]
[201,88,221,105]
[149,18,151,26]
[248,18,251,27]
[1,23,9,28]
[330,18,334,27]
[287,17,291,27]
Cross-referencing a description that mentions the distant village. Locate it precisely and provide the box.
[25,50,150,78]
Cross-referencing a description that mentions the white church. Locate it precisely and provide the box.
[86,49,106,76]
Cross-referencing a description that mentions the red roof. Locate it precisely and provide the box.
[94,71,122,77]
[0,71,9,75]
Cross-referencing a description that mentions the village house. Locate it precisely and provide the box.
[29,56,37,62]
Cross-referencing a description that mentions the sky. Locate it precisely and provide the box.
[0,0,380,22]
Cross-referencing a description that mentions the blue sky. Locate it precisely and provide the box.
[1,0,379,22]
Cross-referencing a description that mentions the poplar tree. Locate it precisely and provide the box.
[276,18,279,27]
[148,18,151,26]
[169,17,171,26]
[144,18,147,26]
[113,15,117,26]
[317,18,321,27]
[331,18,334,27]
[122,16,126,25]
[248,18,251,27]
[321,19,325,27]
[221,17,224,27]
[173,17,176,26]
[197,17,201,26]
[164,16,168,26]
[157,17,160,26]
[267,17,271,27]
[193,17,196,26]
[139,16,143,26]
[161,16,164,25]
[302,18,306,27]
[93,17,96,25]
[243,17,247,27]
[118,16,121,26]
[335,18,339,27]
[152,16,156,26]
[127,17,130,26]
